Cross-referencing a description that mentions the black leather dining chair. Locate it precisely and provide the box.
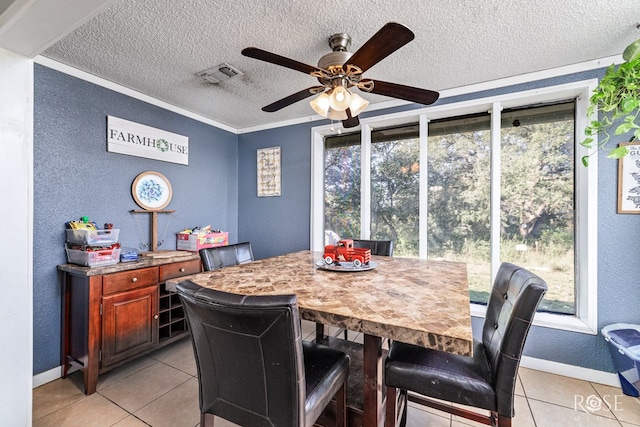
[198,241,254,271]
[384,262,547,427]
[177,280,350,427]
[353,239,394,256]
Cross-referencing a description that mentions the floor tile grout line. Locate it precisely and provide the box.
[524,393,538,427]
[31,390,89,423]
[526,395,630,425]
[587,380,620,422]
[155,358,198,377]
[106,409,149,427]
[589,380,635,426]
[516,372,539,427]
[98,373,194,423]
[95,357,165,393]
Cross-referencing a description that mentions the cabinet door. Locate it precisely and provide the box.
[101,285,158,367]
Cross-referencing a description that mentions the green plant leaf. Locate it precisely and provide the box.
[621,97,640,113]
[615,121,635,135]
[581,137,593,148]
[607,145,629,158]
[623,38,640,62]
[581,156,589,167]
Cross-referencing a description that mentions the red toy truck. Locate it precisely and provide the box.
[323,239,371,267]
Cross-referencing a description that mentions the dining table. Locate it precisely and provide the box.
[166,249,473,427]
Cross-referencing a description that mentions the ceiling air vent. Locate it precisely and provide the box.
[196,63,243,84]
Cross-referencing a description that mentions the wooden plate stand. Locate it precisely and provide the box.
[129,209,175,252]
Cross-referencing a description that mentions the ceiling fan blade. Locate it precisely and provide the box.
[342,108,360,128]
[262,86,325,112]
[365,79,440,105]
[345,22,415,73]
[242,47,325,75]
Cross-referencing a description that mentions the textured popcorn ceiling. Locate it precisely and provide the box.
[41,0,640,131]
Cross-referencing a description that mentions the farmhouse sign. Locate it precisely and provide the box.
[107,116,189,165]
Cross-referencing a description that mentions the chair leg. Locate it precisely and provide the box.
[336,382,347,427]
[399,390,407,427]
[201,412,214,427]
[496,414,511,427]
[316,323,326,342]
[385,387,408,427]
[384,386,397,427]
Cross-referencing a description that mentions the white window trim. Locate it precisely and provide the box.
[311,79,599,335]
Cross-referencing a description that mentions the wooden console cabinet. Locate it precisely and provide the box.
[58,254,201,395]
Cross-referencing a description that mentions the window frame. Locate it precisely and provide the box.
[311,79,599,334]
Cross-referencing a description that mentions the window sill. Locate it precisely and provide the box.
[470,303,598,335]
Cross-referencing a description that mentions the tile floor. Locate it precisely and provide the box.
[33,320,640,427]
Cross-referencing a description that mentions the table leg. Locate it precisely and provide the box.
[363,334,383,427]
[316,322,326,342]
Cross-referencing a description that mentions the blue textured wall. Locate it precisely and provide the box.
[237,69,640,373]
[237,123,312,259]
[33,64,238,374]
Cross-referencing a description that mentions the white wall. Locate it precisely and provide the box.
[0,47,33,426]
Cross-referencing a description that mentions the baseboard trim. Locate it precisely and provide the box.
[520,356,620,387]
[33,366,62,388]
[32,358,621,390]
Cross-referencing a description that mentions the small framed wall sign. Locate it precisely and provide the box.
[617,141,640,213]
[257,146,281,197]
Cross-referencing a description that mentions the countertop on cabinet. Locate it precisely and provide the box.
[58,252,200,276]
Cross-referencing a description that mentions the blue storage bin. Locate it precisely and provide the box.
[602,323,640,397]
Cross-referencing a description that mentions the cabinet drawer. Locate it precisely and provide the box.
[102,267,159,295]
[159,259,201,282]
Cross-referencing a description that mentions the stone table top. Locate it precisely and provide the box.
[167,250,473,356]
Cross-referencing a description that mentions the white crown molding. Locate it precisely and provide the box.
[34,56,239,135]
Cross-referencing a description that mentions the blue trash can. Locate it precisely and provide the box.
[602,323,640,397]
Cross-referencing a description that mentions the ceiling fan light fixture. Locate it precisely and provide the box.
[329,86,352,111]
[327,109,348,121]
[348,93,369,117]
[310,92,331,116]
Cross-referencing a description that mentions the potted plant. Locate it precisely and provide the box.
[581,38,640,166]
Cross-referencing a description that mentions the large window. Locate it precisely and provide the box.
[324,137,361,244]
[313,81,597,333]
[324,128,421,256]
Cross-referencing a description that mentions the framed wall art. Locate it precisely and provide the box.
[257,146,281,197]
[131,171,173,210]
[617,141,640,214]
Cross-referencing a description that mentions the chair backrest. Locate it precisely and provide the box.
[234,241,254,264]
[199,242,255,271]
[352,239,394,256]
[177,280,306,426]
[482,262,547,416]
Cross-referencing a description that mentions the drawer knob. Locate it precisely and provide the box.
[154,314,159,320]
[179,268,185,272]
[131,277,138,283]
